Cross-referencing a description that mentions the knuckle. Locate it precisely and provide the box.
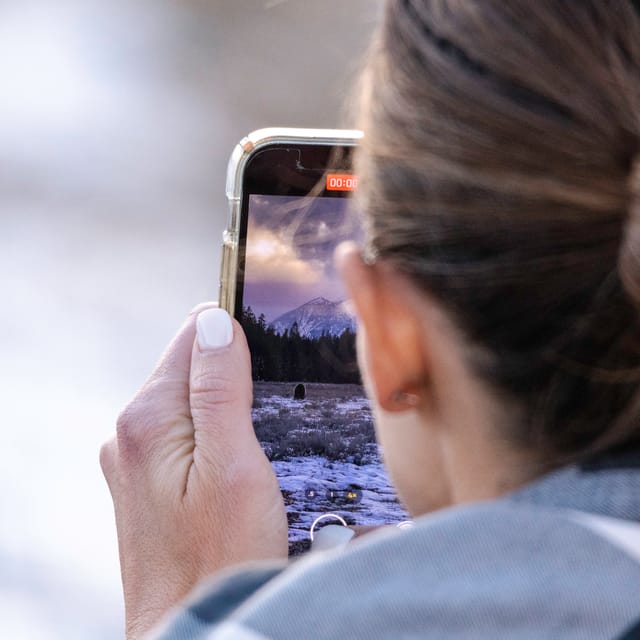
[190,374,241,413]
[115,402,156,462]
[115,404,135,439]
[99,438,116,478]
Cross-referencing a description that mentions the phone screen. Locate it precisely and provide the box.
[234,144,408,555]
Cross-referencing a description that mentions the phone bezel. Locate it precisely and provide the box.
[219,128,362,316]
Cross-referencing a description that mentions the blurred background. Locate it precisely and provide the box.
[0,1,381,637]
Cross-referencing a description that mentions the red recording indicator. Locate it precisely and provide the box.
[326,173,358,192]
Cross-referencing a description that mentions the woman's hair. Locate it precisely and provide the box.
[356,0,640,466]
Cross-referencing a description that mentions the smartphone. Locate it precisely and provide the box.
[219,128,409,555]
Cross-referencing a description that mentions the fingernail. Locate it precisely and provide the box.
[196,308,233,351]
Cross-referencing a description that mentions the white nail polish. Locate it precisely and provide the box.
[196,308,233,351]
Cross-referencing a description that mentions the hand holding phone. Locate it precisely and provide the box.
[100,304,288,637]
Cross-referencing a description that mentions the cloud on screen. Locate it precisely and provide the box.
[244,221,323,285]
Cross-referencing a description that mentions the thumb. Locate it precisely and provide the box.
[190,308,256,456]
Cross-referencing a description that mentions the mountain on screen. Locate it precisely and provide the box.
[271,297,355,339]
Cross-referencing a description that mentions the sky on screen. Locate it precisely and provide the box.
[243,195,359,321]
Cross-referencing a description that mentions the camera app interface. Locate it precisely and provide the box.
[241,193,408,555]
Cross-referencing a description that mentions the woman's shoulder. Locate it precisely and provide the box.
[154,493,640,639]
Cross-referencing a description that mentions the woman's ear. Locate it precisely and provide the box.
[336,243,429,412]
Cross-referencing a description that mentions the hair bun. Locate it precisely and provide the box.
[619,156,640,308]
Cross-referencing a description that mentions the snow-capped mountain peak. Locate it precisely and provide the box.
[271,297,355,339]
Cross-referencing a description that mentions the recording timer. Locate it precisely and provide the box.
[326,173,358,192]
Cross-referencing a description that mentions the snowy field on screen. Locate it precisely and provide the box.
[252,382,409,543]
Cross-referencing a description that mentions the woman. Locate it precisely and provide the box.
[101,1,640,638]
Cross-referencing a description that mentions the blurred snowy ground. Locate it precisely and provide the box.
[0,1,381,637]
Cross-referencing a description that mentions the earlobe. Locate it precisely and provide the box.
[336,243,429,414]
